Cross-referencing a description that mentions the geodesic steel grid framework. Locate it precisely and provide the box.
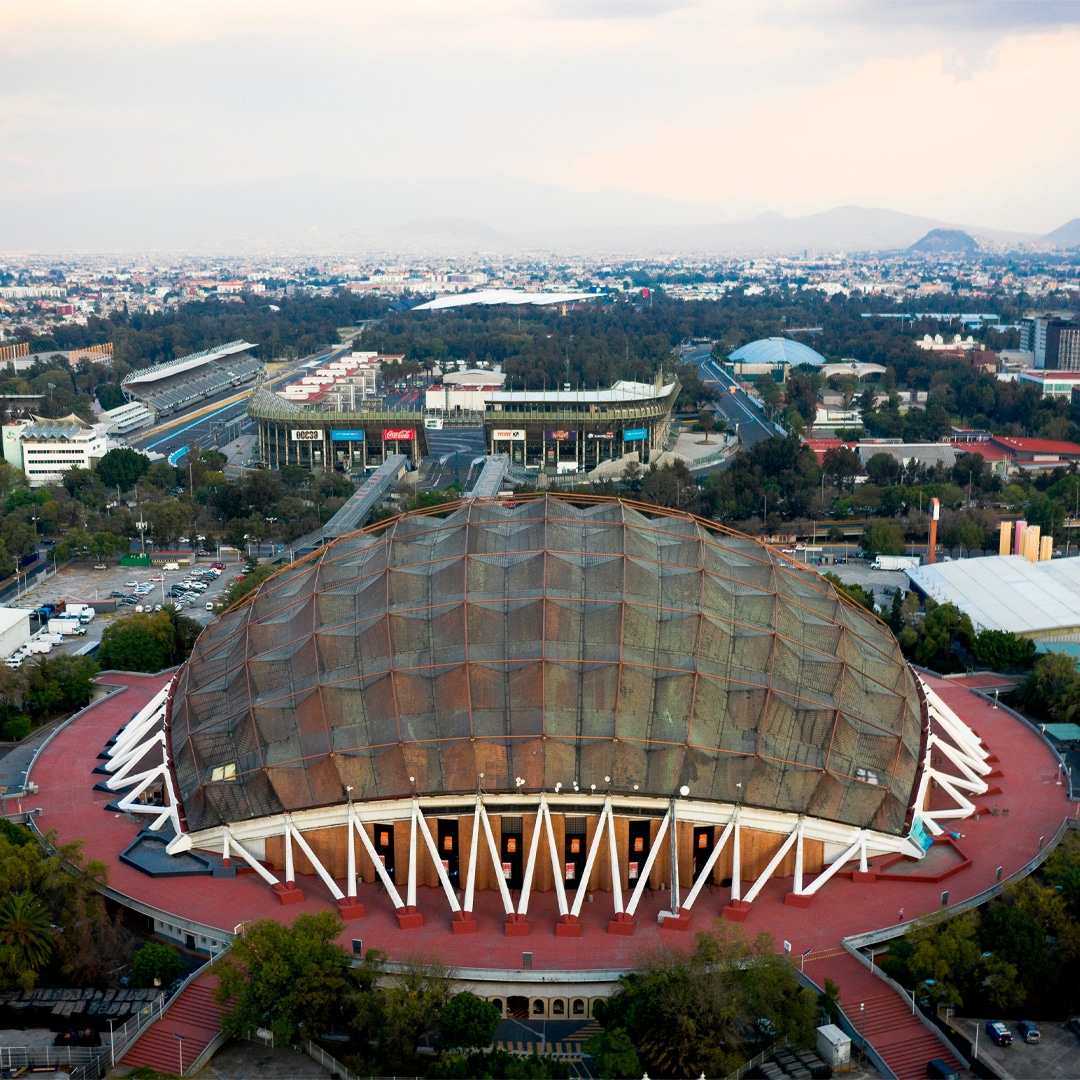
[169,495,924,836]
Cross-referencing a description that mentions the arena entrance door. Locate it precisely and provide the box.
[628,820,651,884]
[373,823,395,878]
[437,819,460,887]
[563,816,587,890]
[693,825,714,883]
[500,817,523,889]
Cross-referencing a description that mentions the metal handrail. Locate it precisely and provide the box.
[305,1038,358,1080]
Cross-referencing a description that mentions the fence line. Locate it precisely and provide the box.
[306,1038,358,1080]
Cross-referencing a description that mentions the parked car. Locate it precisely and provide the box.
[196,548,211,557]
[1066,1017,1080,1042]
[986,1021,1013,1046]
[109,590,127,598]
[124,580,138,588]
[94,564,108,571]
[178,536,190,544]
[1017,1021,1040,1043]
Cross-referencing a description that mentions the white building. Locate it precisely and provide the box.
[0,607,32,660]
[2,414,111,486]
[100,401,156,434]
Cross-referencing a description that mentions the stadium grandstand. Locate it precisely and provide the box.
[121,341,262,416]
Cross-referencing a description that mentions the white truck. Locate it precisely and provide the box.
[25,639,54,655]
[870,555,922,571]
[48,616,87,636]
[66,604,96,623]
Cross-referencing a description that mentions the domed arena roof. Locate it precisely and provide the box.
[170,496,923,835]
[728,337,827,367]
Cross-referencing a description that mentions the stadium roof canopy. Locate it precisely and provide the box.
[412,290,603,311]
[487,379,676,405]
[728,337,827,367]
[122,340,257,387]
[906,555,1080,639]
[171,495,923,836]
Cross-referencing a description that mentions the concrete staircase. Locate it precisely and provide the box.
[844,991,962,1080]
[120,971,222,1075]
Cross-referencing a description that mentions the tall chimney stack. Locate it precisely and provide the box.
[928,498,940,564]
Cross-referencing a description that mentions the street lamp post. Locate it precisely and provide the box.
[173,1032,186,1076]
[107,1017,115,1067]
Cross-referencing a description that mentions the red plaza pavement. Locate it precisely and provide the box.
[28,671,1074,973]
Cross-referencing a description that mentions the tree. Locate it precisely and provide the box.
[698,408,717,444]
[214,912,352,1045]
[1012,651,1080,724]
[898,599,974,673]
[861,521,905,556]
[865,452,902,486]
[0,824,120,989]
[0,891,54,986]
[595,922,815,1078]
[96,447,149,491]
[971,630,1036,672]
[821,446,861,493]
[220,564,276,610]
[906,911,983,1008]
[753,374,783,417]
[582,1029,640,1079]
[439,992,500,1053]
[375,958,454,1072]
[131,942,183,988]
[98,612,171,672]
[822,572,875,612]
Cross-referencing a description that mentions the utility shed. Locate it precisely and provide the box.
[906,555,1080,642]
[0,607,32,659]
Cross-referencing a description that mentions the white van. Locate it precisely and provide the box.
[163,562,180,572]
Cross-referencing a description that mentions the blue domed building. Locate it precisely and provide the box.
[727,337,827,379]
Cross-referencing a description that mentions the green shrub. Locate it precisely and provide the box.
[2,716,32,742]
[131,942,183,988]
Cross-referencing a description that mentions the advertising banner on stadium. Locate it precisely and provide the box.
[331,430,365,441]
[586,431,616,440]
[383,428,416,441]
[623,427,648,441]
[291,429,322,441]
[545,429,577,441]
[492,429,526,441]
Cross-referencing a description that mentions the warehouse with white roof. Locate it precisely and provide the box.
[906,555,1080,642]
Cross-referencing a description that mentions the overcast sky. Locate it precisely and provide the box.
[2,0,1079,234]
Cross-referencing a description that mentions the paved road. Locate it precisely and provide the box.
[686,345,783,449]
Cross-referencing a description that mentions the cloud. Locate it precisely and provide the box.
[0,1,1077,232]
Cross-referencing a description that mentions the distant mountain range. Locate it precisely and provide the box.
[0,174,1071,255]
[1043,218,1080,249]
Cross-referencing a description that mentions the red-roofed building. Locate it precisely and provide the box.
[990,435,1080,473]
[947,440,1012,477]
[802,437,857,464]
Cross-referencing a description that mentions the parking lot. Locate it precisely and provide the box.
[955,1016,1080,1079]
[11,555,244,665]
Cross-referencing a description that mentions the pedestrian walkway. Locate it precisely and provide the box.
[808,948,963,1080]
[120,972,222,1075]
